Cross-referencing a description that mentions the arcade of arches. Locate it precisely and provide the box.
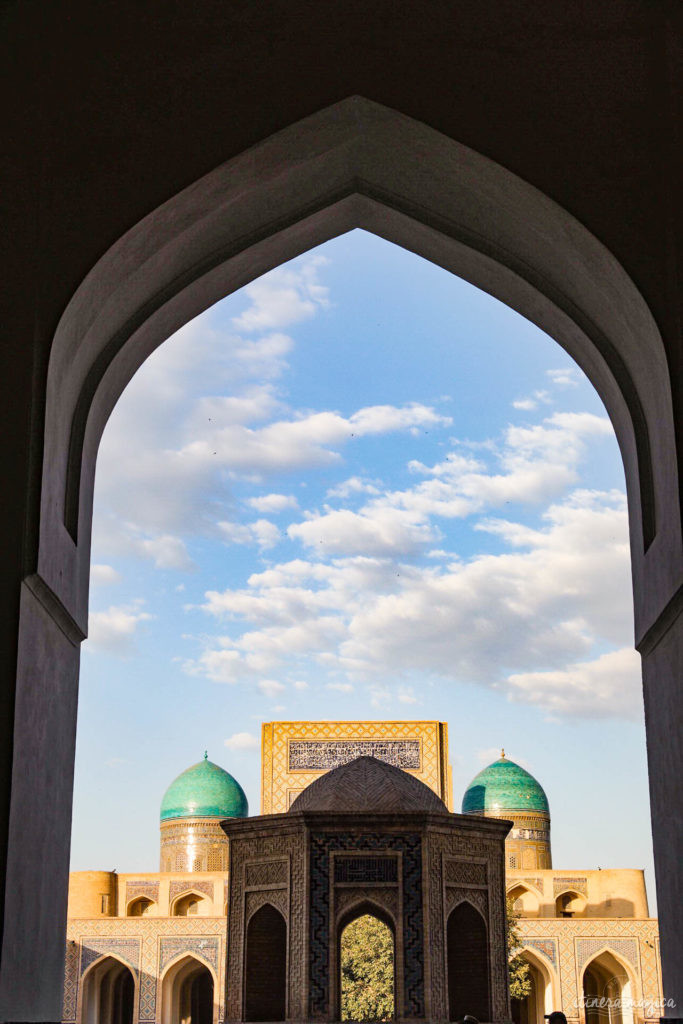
[65,736,665,1024]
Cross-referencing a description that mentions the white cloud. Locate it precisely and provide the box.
[506,647,641,720]
[232,259,330,333]
[247,493,299,514]
[138,535,195,571]
[326,682,354,693]
[293,680,309,690]
[547,367,579,387]
[86,603,153,654]
[288,505,438,556]
[258,679,286,698]
[219,519,280,550]
[512,398,537,411]
[224,732,260,751]
[192,489,633,718]
[326,477,382,499]
[90,564,122,586]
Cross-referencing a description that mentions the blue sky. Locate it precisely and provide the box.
[73,230,655,908]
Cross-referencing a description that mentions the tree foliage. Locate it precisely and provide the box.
[340,914,395,1022]
[506,897,532,1001]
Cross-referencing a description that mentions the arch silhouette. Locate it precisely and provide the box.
[555,889,588,917]
[244,903,287,1021]
[507,884,540,918]
[160,954,215,1024]
[5,95,681,1019]
[447,900,490,1022]
[511,947,557,1024]
[81,954,136,1024]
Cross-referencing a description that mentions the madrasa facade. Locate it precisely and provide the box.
[64,720,663,1024]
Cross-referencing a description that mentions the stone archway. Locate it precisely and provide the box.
[511,948,556,1024]
[81,956,136,1024]
[337,903,397,1022]
[3,97,681,1020]
[161,955,215,1024]
[582,950,636,1024]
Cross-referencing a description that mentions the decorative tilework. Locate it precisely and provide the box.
[289,739,421,771]
[62,941,79,1022]
[80,937,140,974]
[553,876,587,896]
[576,937,639,972]
[521,877,544,893]
[126,881,159,904]
[523,938,557,966]
[334,856,398,883]
[444,859,487,886]
[309,832,424,1019]
[65,916,226,1024]
[262,721,449,812]
[159,936,219,972]
[245,860,288,887]
[169,879,215,904]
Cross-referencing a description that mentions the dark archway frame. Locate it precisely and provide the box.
[3,97,681,1020]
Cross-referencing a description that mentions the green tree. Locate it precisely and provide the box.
[506,897,532,1001]
[340,914,395,1022]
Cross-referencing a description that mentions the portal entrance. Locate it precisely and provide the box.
[161,956,214,1024]
[82,957,135,1024]
[339,911,395,1022]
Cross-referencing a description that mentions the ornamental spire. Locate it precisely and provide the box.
[500,748,505,758]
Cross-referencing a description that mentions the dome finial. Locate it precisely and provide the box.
[204,750,208,760]
[501,747,505,759]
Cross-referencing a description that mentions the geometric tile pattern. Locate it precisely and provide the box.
[553,877,588,896]
[444,859,487,886]
[521,877,544,893]
[309,832,424,1019]
[576,937,639,971]
[523,938,557,966]
[289,739,421,771]
[517,918,661,1024]
[169,879,215,904]
[159,936,219,972]
[244,860,288,887]
[80,937,140,974]
[64,916,226,1024]
[62,941,80,1021]
[261,720,449,812]
[125,881,160,904]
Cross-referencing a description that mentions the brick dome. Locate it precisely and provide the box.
[288,755,448,813]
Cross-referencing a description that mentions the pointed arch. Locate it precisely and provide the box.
[511,947,558,1024]
[582,947,639,1024]
[80,954,137,1024]
[160,953,216,1024]
[244,903,287,1021]
[447,899,490,1022]
[171,890,211,917]
[337,902,397,1022]
[126,895,156,917]
[507,884,540,918]
[555,889,587,917]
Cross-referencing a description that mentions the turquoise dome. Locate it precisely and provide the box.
[461,753,549,815]
[160,754,248,821]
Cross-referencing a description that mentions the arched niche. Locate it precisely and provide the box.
[161,954,215,1024]
[507,884,540,918]
[172,891,210,917]
[555,890,588,918]
[447,900,490,1022]
[582,949,637,1024]
[244,903,287,1021]
[81,955,136,1024]
[337,903,396,1022]
[126,896,156,917]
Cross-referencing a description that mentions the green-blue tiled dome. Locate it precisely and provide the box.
[160,754,248,821]
[461,752,549,815]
